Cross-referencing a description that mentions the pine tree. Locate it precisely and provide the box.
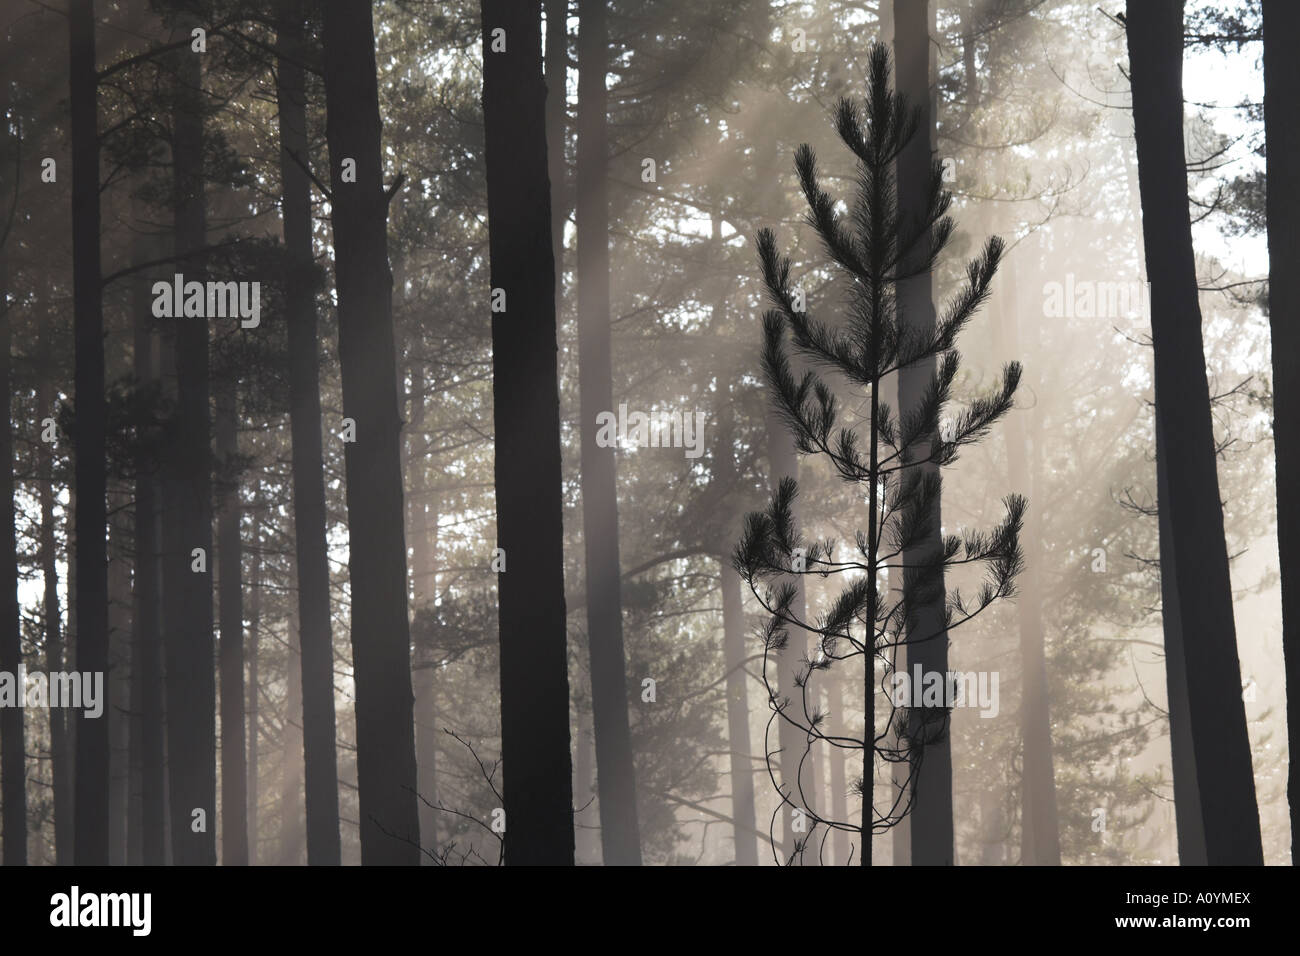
[735,43,1024,866]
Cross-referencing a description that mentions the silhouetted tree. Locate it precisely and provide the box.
[321,0,421,864]
[575,0,642,866]
[480,0,575,866]
[736,43,1024,866]
[70,0,111,867]
[277,0,342,866]
[1262,0,1300,865]
[1125,0,1263,866]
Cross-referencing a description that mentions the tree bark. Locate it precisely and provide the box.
[1125,0,1263,865]
[576,0,641,866]
[69,0,110,867]
[321,0,420,864]
[161,14,217,867]
[1262,0,1300,866]
[277,0,343,866]
[480,0,576,865]
[131,232,166,867]
[894,0,953,866]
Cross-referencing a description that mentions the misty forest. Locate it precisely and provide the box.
[0,0,1293,868]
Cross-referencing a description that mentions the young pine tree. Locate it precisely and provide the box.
[734,43,1025,866]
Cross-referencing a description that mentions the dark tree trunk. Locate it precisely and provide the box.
[1262,0,1300,866]
[1155,416,1207,864]
[575,0,641,866]
[277,0,342,866]
[216,375,248,865]
[162,15,217,867]
[1125,0,1263,865]
[894,0,953,867]
[321,0,420,864]
[69,0,110,867]
[131,234,166,867]
[480,0,575,866]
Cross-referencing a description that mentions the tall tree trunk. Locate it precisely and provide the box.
[247,545,262,865]
[216,376,248,865]
[279,567,304,866]
[162,15,217,867]
[0,117,22,865]
[321,0,419,864]
[1155,414,1207,863]
[576,0,641,866]
[407,369,439,860]
[1125,0,1263,865]
[277,0,343,866]
[998,255,1061,864]
[69,0,110,866]
[480,0,575,866]
[710,214,758,866]
[720,564,758,865]
[107,489,132,864]
[894,0,953,866]
[37,366,72,864]
[131,233,166,867]
[1262,0,1300,866]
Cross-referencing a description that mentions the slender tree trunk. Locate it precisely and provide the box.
[107,489,132,864]
[280,568,304,866]
[69,0,110,866]
[247,545,261,865]
[480,0,575,866]
[720,563,758,865]
[1126,0,1263,865]
[37,368,72,864]
[894,0,953,866]
[0,134,22,866]
[709,220,758,865]
[575,0,641,866]
[215,375,248,865]
[321,0,419,864]
[407,376,439,860]
[277,0,343,866]
[999,255,1061,864]
[131,234,166,867]
[1262,0,1300,866]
